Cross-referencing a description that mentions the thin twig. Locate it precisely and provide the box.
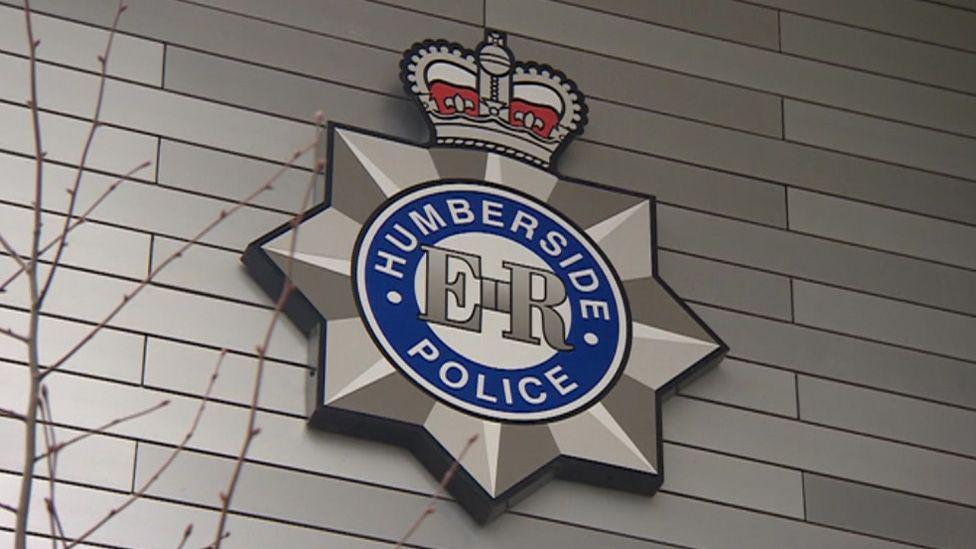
[202,532,230,549]
[1,501,17,514]
[211,112,325,548]
[0,161,151,294]
[64,350,228,548]
[35,400,169,461]
[37,387,65,549]
[1,406,26,421]
[0,326,30,343]
[175,524,193,549]
[41,142,315,381]
[43,498,68,549]
[38,0,128,307]
[0,232,30,275]
[396,434,480,548]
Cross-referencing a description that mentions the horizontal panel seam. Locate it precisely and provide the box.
[8,53,976,230]
[10,0,975,139]
[8,358,976,507]
[727,355,976,414]
[550,0,781,51]
[0,304,306,368]
[9,367,975,524]
[782,48,976,98]
[734,0,976,54]
[792,318,976,364]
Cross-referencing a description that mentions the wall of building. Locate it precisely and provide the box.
[1,0,974,547]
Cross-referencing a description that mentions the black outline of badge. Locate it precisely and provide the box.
[242,31,728,524]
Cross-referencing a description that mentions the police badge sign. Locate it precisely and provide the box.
[243,30,726,523]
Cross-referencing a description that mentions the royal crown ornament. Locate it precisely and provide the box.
[242,27,726,524]
[401,30,587,168]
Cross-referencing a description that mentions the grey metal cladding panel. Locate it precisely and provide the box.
[0,5,163,85]
[137,326,802,520]
[575,97,976,227]
[693,305,976,411]
[135,444,666,549]
[167,45,793,229]
[658,250,793,320]
[376,0,484,24]
[663,395,976,507]
[750,0,976,53]
[659,205,976,316]
[0,266,307,364]
[11,0,403,95]
[506,34,782,137]
[798,376,976,457]
[785,100,976,181]
[793,281,976,363]
[190,0,481,51]
[805,473,976,549]
[0,363,433,494]
[781,13,976,95]
[942,0,976,9]
[520,480,906,548]
[166,46,790,228]
[0,151,293,253]
[15,26,975,228]
[0,417,135,492]
[662,443,804,518]
[560,0,780,49]
[788,189,976,270]
[165,37,781,160]
[0,204,150,281]
[0,472,388,549]
[162,47,423,141]
[486,0,976,138]
[0,52,312,163]
[143,337,307,416]
[151,236,269,306]
[158,139,313,214]
[679,358,798,418]
[561,141,786,227]
[0,103,158,177]
[0,307,143,383]
[0,362,897,548]
[81,342,788,523]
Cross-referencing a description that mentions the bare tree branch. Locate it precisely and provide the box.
[211,112,326,548]
[41,142,315,381]
[396,434,480,548]
[11,1,323,546]
[22,0,44,278]
[16,0,47,544]
[35,400,169,461]
[0,160,151,295]
[1,501,17,514]
[64,349,228,548]
[38,0,128,308]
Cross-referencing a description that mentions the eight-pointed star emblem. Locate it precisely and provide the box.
[242,123,727,523]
